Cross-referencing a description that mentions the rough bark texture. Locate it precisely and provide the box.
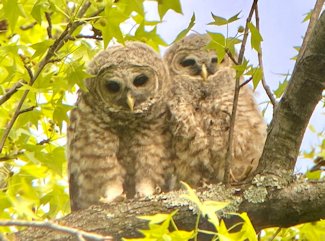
[256,10,325,175]
[15,180,325,240]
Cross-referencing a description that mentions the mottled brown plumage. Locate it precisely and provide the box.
[67,42,172,211]
[165,34,266,188]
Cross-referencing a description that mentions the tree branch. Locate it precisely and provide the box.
[254,4,278,107]
[0,220,112,241]
[223,0,258,184]
[0,81,26,106]
[14,180,325,240]
[0,1,92,154]
[296,0,325,62]
[256,10,325,175]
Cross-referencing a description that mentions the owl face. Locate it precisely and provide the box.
[86,42,169,113]
[171,49,218,80]
[164,34,227,81]
[94,64,159,112]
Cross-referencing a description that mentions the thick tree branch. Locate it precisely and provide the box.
[15,180,325,240]
[256,10,325,175]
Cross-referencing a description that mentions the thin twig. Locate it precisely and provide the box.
[268,227,282,241]
[225,49,239,65]
[20,22,37,31]
[239,76,253,88]
[0,81,26,106]
[0,220,112,241]
[45,12,53,39]
[0,1,92,154]
[296,0,325,62]
[223,0,259,185]
[254,3,277,107]
[18,106,36,115]
[0,151,24,162]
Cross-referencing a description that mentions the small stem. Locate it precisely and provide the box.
[254,3,277,107]
[45,12,53,39]
[223,0,259,184]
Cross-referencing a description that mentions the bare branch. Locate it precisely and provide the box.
[223,0,258,184]
[296,0,325,62]
[0,81,26,106]
[45,12,53,39]
[0,151,24,162]
[254,4,278,107]
[225,49,239,65]
[239,76,253,88]
[0,220,112,241]
[18,106,36,115]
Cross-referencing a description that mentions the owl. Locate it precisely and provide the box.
[164,34,266,188]
[67,42,172,211]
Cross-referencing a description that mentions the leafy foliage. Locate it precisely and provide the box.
[124,183,257,241]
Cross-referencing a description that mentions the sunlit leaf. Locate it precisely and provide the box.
[157,0,182,19]
[209,12,240,26]
[31,0,51,24]
[248,22,263,52]
[274,79,288,98]
[172,14,195,43]
[2,0,25,32]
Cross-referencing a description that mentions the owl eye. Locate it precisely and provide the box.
[105,80,120,93]
[211,57,218,63]
[180,58,196,67]
[133,74,149,87]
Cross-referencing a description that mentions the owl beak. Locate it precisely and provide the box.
[201,64,208,81]
[127,92,135,111]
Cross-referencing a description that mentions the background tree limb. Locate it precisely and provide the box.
[256,10,325,175]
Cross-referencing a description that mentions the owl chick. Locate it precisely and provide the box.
[164,34,266,187]
[67,42,172,211]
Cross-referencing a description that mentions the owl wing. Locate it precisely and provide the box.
[67,97,126,211]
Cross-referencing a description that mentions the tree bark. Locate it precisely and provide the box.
[15,180,325,240]
[256,10,325,175]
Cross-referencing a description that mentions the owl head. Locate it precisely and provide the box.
[85,42,170,113]
[164,34,230,81]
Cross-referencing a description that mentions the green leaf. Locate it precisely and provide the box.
[305,170,322,180]
[157,0,182,19]
[138,213,173,225]
[248,22,263,52]
[207,32,227,63]
[227,12,241,23]
[2,0,25,32]
[209,13,228,26]
[31,39,55,59]
[238,212,257,241]
[251,67,263,89]
[209,12,240,26]
[233,59,249,78]
[31,0,51,24]
[172,13,195,43]
[274,79,288,98]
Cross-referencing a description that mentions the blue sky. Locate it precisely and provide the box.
[145,0,324,172]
